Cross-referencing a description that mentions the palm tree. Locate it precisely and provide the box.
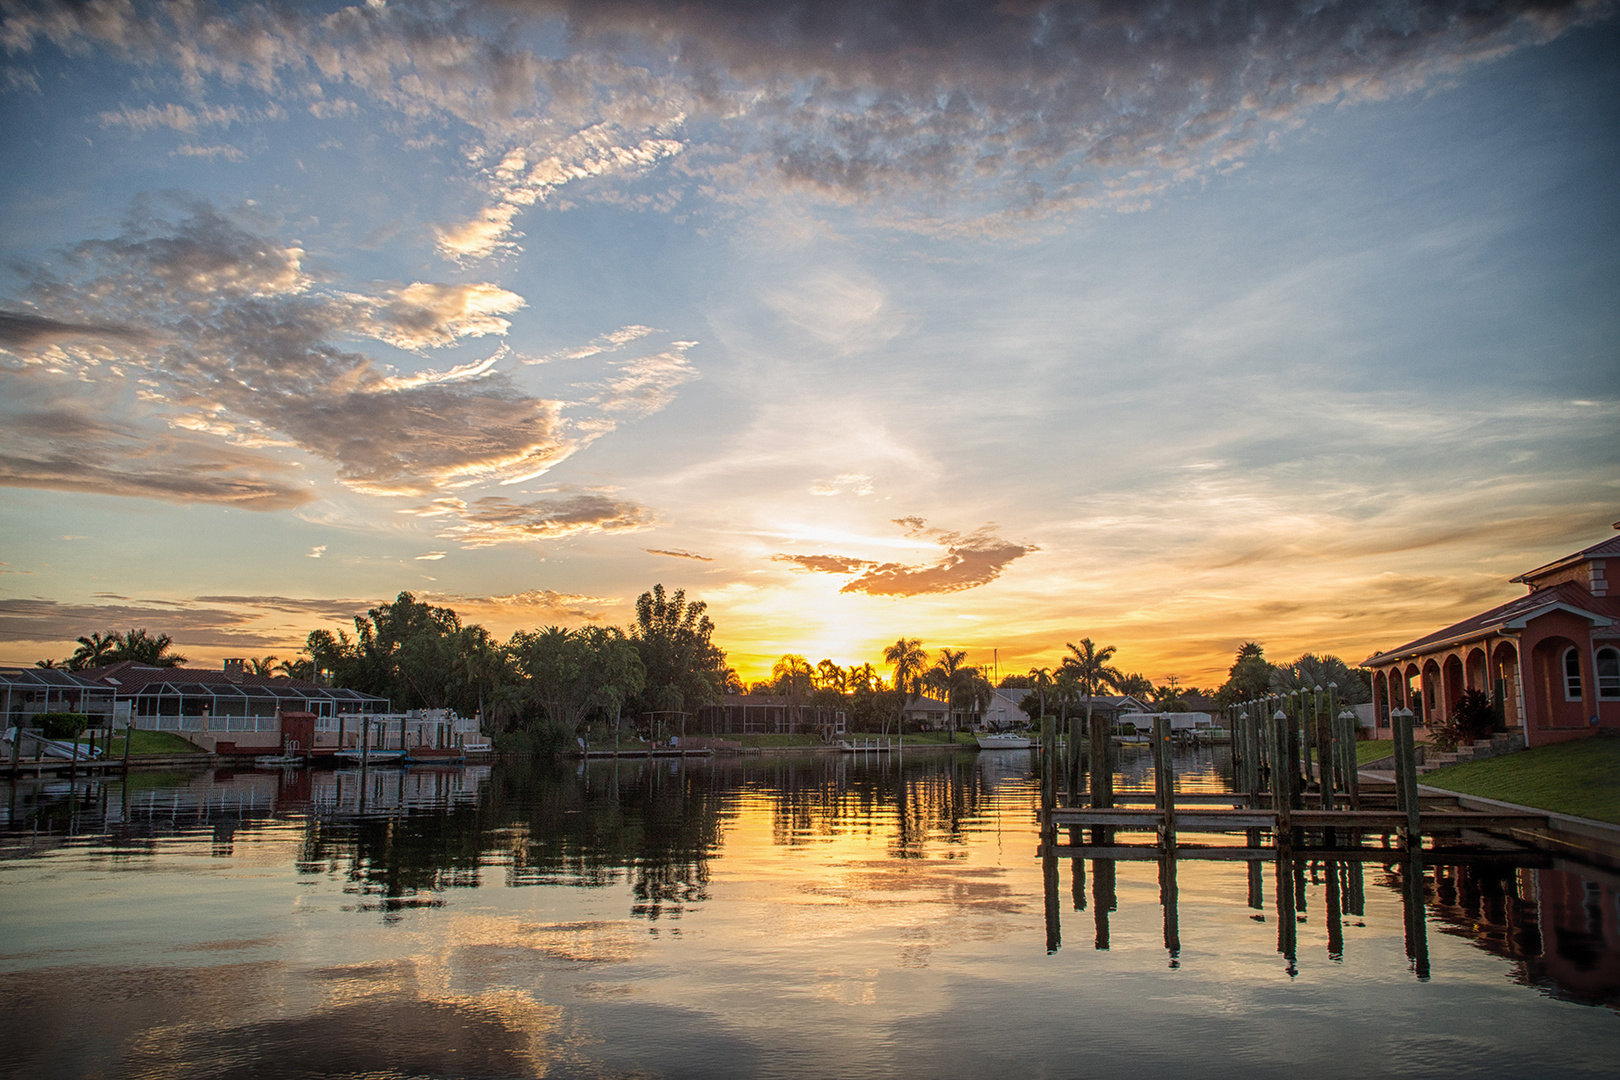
[68,631,118,671]
[815,658,847,694]
[1116,671,1154,699]
[107,629,187,667]
[1061,638,1123,739]
[883,638,927,737]
[847,663,878,694]
[248,656,278,676]
[1026,666,1054,720]
[926,648,968,740]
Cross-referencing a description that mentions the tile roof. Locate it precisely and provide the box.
[1364,580,1619,665]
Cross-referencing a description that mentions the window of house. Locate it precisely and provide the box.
[1598,648,1620,699]
[1563,648,1583,700]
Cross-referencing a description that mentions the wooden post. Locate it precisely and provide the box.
[122,722,132,772]
[361,717,371,769]
[1089,711,1112,809]
[1067,714,1083,804]
[1317,691,1335,811]
[1393,707,1421,843]
[1041,715,1056,814]
[1271,709,1293,839]
[1153,715,1176,837]
[9,717,21,778]
[1339,707,1362,811]
[337,713,347,753]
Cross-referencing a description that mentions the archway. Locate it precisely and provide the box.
[1491,641,1521,730]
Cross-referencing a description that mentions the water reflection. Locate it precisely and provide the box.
[2,749,1617,1079]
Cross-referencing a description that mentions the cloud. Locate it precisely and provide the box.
[776,524,1037,596]
[412,493,656,547]
[809,472,874,497]
[0,597,282,648]
[436,124,687,260]
[415,551,447,561]
[6,1,1601,238]
[190,595,376,622]
[0,390,313,511]
[3,199,574,498]
[644,548,713,561]
[98,102,244,133]
[355,282,526,351]
[0,310,147,349]
[307,546,326,558]
[775,554,877,575]
[425,587,616,623]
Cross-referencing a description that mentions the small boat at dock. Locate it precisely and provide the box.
[975,732,1034,750]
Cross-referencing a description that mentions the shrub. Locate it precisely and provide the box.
[36,712,90,740]
[493,719,574,757]
[1430,690,1496,751]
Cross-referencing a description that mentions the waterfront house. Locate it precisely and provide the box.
[1363,525,1620,746]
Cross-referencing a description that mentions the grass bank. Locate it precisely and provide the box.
[1356,740,1394,765]
[74,731,205,756]
[1419,736,1620,824]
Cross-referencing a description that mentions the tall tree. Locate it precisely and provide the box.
[925,648,969,739]
[106,629,188,668]
[883,637,927,737]
[1217,641,1274,705]
[68,631,118,671]
[1024,666,1055,720]
[1061,638,1122,737]
[628,585,727,722]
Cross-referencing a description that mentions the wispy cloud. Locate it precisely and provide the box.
[645,548,713,562]
[410,493,655,548]
[4,0,1600,240]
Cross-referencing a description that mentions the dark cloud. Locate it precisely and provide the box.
[422,493,655,547]
[645,548,714,561]
[4,2,1603,231]
[776,525,1036,595]
[0,598,282,648]
[0,310,145,349]
[545,0,1609,214]
[0,395,313,510]
[191,595,377,621]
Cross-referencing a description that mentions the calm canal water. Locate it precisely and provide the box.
[2,746,1616,1079]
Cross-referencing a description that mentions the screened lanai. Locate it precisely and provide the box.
[0,668,117,727]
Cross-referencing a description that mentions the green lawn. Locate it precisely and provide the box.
[75,730,205,756]
[1419,736,1620,824]
[1356,739,1394,765]
[727,733,827,748]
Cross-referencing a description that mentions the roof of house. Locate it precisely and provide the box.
[77,662,384,702]
[1510,527,1620,585]
[1364,579,1619,666]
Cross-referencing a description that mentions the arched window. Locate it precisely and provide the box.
[1598,647,1620,700]
[1563,648,1583,700]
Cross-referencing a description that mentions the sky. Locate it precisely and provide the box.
[1,0,1617,687]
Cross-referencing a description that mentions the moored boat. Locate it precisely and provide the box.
[975,732,1033,750]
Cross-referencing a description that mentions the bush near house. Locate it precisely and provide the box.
[1429,689,1497,751]
[34,712,90,740]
